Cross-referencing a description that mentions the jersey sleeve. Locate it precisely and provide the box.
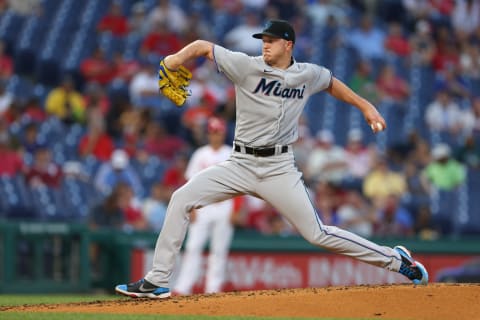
[213,45,251,84]
[308,64,333,94]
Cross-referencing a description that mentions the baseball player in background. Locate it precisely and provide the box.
[173,117,234,295]
[116,19,428,299]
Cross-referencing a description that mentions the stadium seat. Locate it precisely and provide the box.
[60,177,97,222]
[29,185,68,221]
[0,176,36,220]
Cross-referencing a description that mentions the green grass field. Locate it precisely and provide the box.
[0,295,368,320]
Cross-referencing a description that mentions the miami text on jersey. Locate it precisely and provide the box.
[253,78,305,99]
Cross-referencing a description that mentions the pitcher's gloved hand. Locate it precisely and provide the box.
[158,60,192,106]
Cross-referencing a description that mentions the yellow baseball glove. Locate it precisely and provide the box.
[158,60,192,106]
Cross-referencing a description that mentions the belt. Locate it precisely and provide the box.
[234,144,289,157]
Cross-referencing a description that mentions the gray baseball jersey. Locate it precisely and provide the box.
[145,45,403,287]
[213,45,331,146]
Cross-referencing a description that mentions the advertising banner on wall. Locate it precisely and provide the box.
[130,250,478,293]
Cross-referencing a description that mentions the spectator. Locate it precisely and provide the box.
[181,93,216,147]
[349,59,378,104]
[344,129,376,181]
[306,129,349,184]
[6,0,42,16]
[129,61,164,110]
[21,122,43,155]
[128,2,150,36]
[362,157,407,208]
[112,52,141,85]
[2,100,23,126]
[106,99,131,140]
[0,80,13,116]
[94,149,143,198]
[425,89,464,135]
[146,0,188,35]
[375,63,410,104]
[401,0,434,24]
[246,200,295,235]
[374,194,414,238]
[346,15,385,61]
[407,133,432,168]
[432,37,460,73]
[306,0,347,27]
[119,108,148,157]
[45,76,86,125]
[181,11,213,45]
[384,21,411,58]
[214,86,236,132]
[89,183,125,230]
[434,66,470,100]
[224,10,263,55]
[403,160,430,208]
[119,182,148,231]
[97,1,129,37]
[451,0,480,42]
[337,190,375,238]
[464,96,480,136]
[455,134,480,169]
[78,114,114,162]
[0,40,13,80]
[80,47,115,86]
[142,182,168,232]
[0,131,23,177]
[312,180,345,227]
[241,0,268,10]
[459,42,480,79]
[161,152,189,200]
[402,0,454,27]
[422,143,466,191]
[24,147,63,189]
[408,19,435,67]
[185,61,227,109]
[21,97,47,124]
[84,82,110,116]
[140,21,182,60]
[141,121,187,161]
[315,192,338,226]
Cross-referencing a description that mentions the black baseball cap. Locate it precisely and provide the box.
[252,19,295,43]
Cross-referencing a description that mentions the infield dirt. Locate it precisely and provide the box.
[3,283,479,319]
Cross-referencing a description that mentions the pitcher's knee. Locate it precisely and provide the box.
[170,186,197,213]
[305,225,335,245]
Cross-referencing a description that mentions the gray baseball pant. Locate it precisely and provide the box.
[145,151,402,287]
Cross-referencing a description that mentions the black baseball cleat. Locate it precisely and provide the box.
[394,245,429,285]
[115,279,171,299]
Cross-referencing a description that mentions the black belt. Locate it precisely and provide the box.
[234,144,289,157]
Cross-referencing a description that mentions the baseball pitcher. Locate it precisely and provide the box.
[116,19,428,299]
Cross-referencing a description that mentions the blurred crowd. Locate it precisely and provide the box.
[0,0,480,240]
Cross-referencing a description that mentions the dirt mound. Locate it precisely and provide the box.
[5,283,480,319]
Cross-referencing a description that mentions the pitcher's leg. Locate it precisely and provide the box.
[257,172,402,271]
[145,162,252,287]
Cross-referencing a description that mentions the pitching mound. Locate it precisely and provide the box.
[6,283,480,319]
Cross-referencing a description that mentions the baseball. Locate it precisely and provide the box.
[371,122,383,131]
